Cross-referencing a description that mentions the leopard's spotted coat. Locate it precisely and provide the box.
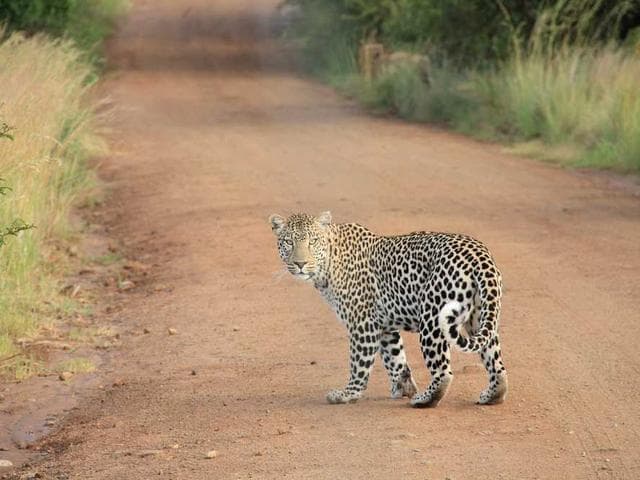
[269,212,508,407]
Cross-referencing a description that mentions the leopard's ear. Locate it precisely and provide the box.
[317,211,332,226]
[269,214,286,235]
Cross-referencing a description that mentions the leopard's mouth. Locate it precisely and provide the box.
[293,272,314,281]
[287,264,316,280]
[290,268,315,281]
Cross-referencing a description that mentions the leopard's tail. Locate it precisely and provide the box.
[439,301,490,353]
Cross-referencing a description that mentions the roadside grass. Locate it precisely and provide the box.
[469,45,640,171]
[54,357,96,375]
[0,32,105,376]
[92,252,123,266]
[286,1,640,172]
[330,45,640,172]
[68,325,115,343]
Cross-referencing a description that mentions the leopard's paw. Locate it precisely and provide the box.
[477,382,507,405]
[410,390,440,408]
[391,374,418,399]
[326,389,361,404]
[410,381,450,408]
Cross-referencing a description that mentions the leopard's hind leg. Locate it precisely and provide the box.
[380,330,417,399]
[478,335,508,404]
[411,317,453,408]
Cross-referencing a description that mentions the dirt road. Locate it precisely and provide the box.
[14,0,640,478]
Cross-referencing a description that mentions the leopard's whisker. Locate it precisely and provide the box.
[272,268,289,283]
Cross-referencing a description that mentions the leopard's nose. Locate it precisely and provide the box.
[294,261,307,270]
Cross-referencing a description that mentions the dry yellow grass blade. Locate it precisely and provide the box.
[0,32,105,376]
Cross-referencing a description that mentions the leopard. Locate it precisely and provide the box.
[269,211,508,408]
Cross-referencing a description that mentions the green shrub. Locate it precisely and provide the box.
[284,0,359,78]
[286,0,640,66]
[380,0,539,66]
[285,0,640,171]
[0,0,72,35]
[456,0,640,170]
[0,0,127,64]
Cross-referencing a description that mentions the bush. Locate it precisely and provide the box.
[285,0,640,171]
[286,0,640,66]
[0,0,127,64]
[454,0,640,170]
[0,0,72,35]
[283,0,359,79]
[381,0,540,66]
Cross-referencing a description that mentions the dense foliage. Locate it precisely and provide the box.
[0,0,125,62]
[284,0,640,172]
[286,0,640,66]
[0,0,74,34]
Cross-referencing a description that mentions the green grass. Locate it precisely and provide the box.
[328,39,640,172]
[472,45,640,171]
[351,46,640,171]
[54,357,96,374]
[286,0,640,172]
[337,64,472,127]
[92,252,122,266]
[68,325,114,343]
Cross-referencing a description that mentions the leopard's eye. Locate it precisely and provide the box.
[282,238,293,247]
[309,237,318,246]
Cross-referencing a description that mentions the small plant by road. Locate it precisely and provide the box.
[0,174,34,249]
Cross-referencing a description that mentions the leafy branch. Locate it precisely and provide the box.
[0,122,14,141]
[0,120,34,245]
[0,173,35,248]
[0,219,34,248]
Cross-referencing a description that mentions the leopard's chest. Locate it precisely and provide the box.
[317,273,374,323]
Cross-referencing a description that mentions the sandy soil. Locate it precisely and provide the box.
[4,0,640,478]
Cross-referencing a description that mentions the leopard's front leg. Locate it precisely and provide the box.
[326,321,380,404]
[380,330,418,399]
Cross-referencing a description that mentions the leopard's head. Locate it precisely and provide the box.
[268,211,332,281]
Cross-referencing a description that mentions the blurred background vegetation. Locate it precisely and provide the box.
[0,0,126,377]
[284,0,640,171]
[0,0,125,66]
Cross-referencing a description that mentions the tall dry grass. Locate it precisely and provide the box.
[0,32,104,376]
